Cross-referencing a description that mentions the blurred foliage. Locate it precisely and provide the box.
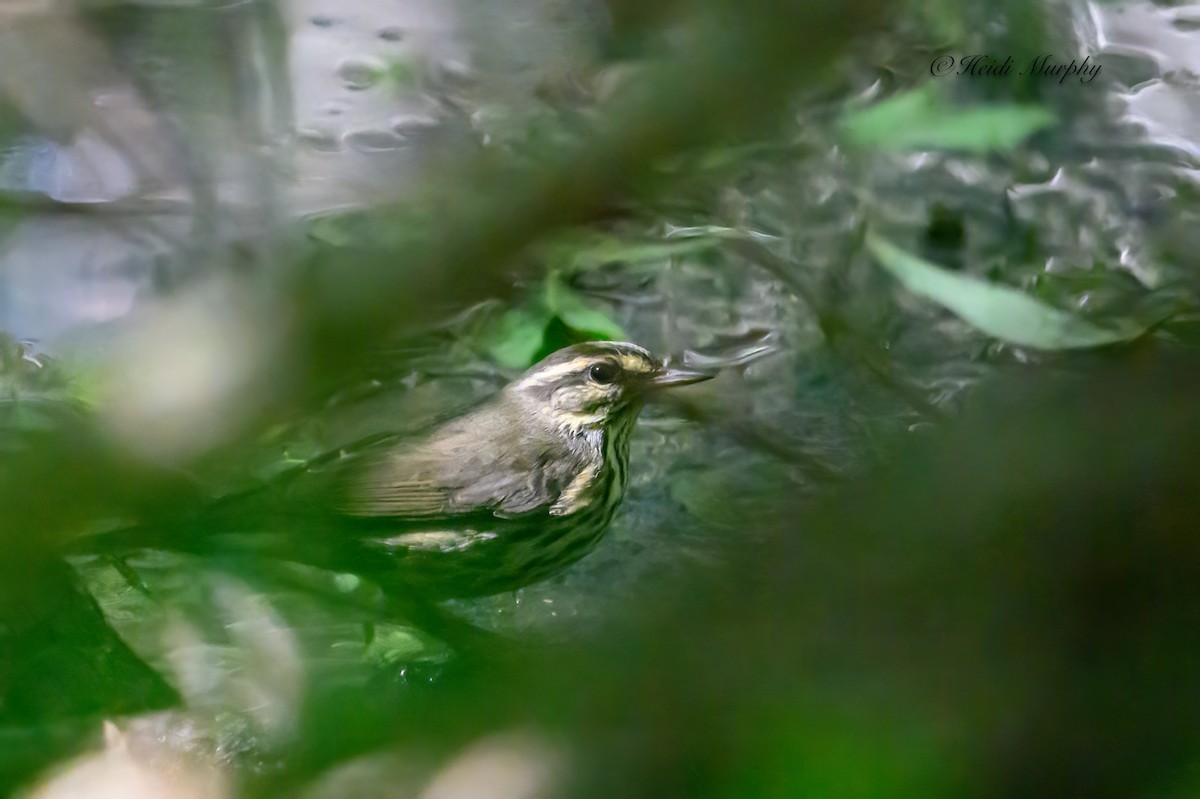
[477,271,628,367]
[866,233,1164,349]
[841,83,1057,153]
[226,355,1200,799]
[0,0,1198,796]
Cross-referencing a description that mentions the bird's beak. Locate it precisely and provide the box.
[646,365,715,390]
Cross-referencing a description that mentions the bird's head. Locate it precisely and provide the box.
[508,341,713,433]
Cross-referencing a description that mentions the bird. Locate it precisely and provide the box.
[76,341,714,599]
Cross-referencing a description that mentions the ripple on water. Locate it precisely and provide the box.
[1173,14,1200,32]
[343,128,407,153]
[1123,75,1200,160]
[298,126,343,152]
[336,56,387,91]
[1096,48,1163,89]
[391,115,444,142]
[1092,0,1200,156]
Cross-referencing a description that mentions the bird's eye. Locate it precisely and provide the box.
[588,362,619,385]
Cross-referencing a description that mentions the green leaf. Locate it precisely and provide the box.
[866,233,1150,350]
[363,624,447,668]
[305,210,426,250]
[544,273,626,341]
[307,215,353,247]
[483,306,550,368]
[543,233,725,273]
[841,85,1055,153]
[477,275,626,370]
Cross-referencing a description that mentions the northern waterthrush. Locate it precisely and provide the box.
[83,342,713,598]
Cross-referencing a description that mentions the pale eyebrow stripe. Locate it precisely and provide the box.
[618,354,654,372]
[514,357,597,388]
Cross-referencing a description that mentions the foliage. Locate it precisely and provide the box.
[1,0,1199,797]
[866,233,1160,349]
[841,83,1056,152]
[481,272,627,368]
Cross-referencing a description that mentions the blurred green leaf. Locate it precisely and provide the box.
[544,273,626,341]
[480,273,626,368]
[0,562,178,730]
[364,624,447,668]
[304,210,425,250]
[542,232,725,273]
[866,233,1150,349]
[725,698,959,799]
[842,84,1055,152]
[307,215,354,248]
[483,306,549,369]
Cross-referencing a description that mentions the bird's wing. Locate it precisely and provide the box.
[337,444,461,518]
[335,426,573,521]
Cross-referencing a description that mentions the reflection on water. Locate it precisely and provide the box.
[1092,1,1200,161]
[0,0,613,344]
[0,0,467,341]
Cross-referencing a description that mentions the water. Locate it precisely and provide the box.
[4,0,1196,602]
[4,0,1200,790]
